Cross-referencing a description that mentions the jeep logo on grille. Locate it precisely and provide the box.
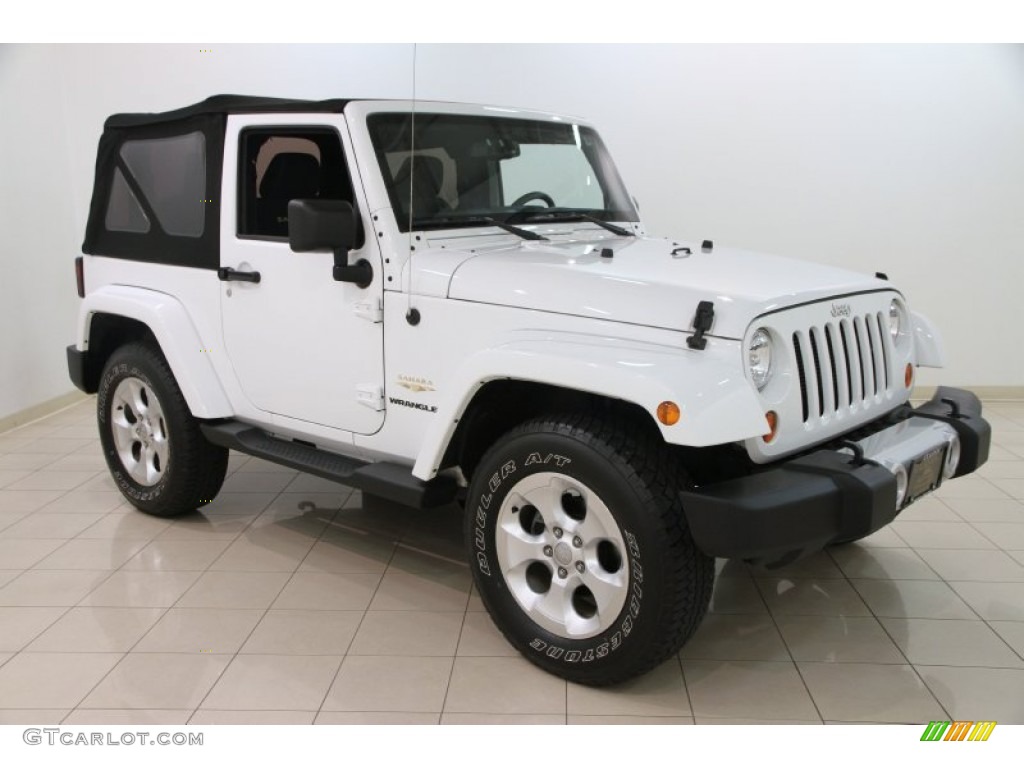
[830,303,852,318]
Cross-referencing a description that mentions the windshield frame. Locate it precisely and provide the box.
[366,111,638,234]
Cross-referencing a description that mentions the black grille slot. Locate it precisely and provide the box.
[809,329,825,417]
[877,312,891,390]
[824,324,841,408]
[793,332,809,423]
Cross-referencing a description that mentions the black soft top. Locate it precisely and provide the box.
[104,94,359,128]
[84,95,378,268]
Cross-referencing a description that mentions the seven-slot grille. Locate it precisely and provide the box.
[791,312,893,424]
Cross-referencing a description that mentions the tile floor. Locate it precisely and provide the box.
[0,397,1022,725]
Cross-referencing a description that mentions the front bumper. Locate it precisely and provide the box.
[681,387,991,567]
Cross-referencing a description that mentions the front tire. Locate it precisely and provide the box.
[466,414,714,686]
[97,342,228,517]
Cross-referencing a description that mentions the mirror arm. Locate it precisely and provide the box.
[331,246,350,279]
[332,248,374,288]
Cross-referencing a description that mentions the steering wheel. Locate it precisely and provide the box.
[510,191,555,208]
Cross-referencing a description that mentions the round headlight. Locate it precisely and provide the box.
[748,328,773,390]
[888,300,902,341]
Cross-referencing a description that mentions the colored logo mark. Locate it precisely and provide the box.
[920,721,996,742]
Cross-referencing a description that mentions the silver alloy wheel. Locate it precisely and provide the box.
[110,376,169,486]
[495,471,629,639]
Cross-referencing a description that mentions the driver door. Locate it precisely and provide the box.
[219,115,385,434]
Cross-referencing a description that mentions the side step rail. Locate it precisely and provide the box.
[200,421,457,509]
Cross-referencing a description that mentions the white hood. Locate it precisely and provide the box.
[436,233,890,339]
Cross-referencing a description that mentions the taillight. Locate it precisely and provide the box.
[75,256,85,298]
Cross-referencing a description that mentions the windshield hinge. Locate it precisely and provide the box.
[686,301,715,350]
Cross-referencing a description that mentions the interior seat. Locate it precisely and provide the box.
[256,152,321,236]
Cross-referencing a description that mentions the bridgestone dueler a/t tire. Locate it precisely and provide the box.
[466,414,714,686]
[97,342,228,517]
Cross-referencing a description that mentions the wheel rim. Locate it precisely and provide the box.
[110,376,169,486]
[495,471,629,639]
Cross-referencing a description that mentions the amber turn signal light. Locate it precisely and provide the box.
[763,410,779,443]
[657,401,681,426]
[905,363,914,389]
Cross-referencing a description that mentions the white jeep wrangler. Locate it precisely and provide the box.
[68,95,991,685]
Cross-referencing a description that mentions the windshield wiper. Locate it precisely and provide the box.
[506,209,635,237]
[412,215,548,241]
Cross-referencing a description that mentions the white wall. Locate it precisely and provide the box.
[1,44,1021,421]
[0,46,83,420]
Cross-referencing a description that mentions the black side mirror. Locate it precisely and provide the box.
[288,199,357,252]
[287,199,372,288]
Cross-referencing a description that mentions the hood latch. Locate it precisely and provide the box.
[686,301,715,350]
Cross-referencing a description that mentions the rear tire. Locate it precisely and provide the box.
[466,413,714,686]
[97,342,228,517]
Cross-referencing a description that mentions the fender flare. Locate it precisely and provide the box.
[412,333,767,479]
[76,285,233,418]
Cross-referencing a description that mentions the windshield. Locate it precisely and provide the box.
[367,112,638,233]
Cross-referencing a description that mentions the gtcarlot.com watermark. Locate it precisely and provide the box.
[23,728,203,747]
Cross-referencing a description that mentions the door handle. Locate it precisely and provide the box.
[217,267,261,283]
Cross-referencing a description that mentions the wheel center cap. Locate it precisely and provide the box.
[554,541,573,566]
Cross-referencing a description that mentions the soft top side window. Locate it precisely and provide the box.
[105,167,151,234]
[105,131,206,237]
